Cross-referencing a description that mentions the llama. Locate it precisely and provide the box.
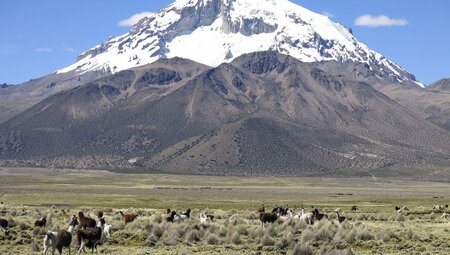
[96,218,112,245]
[336,212,346,223]
[396,206,409,213]
[34,216,47,228]
[68,216,78,233]
[77,222,104,254]
[279,209,294,221]
[0,218,8,233]
[257,205,265,213]
[296,209,314,225]
[200,212,213,224]
[61,209,71,223]
[180,209,191,220]
[259,212,278,226]
[272,206,289,216]
[96,211,104,220]
[166,211,177,222]
[433,205,448,211]
[119,211,138,224]
[166,209,190,223]
[43,215,78,255]
[78,212,96,229]
[43,231,72,255]
[312,208,328,221]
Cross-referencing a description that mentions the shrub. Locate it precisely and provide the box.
[152,224,164,239]
[405,228,417,240]
[301,227,315,242]
[265,224,277,237]
[295,220,307,230]
[218,225,227,237]
[276,236,291,249]
[230,232,241,245]
[355,228,373,241]
[237,225,248,236]
[250,227,264,239]
[292,245,313,255]
[260,234,275,246]
[153,214,162,224]
[205,233,219,245]
[30,241,40,252]
[185,230,200,243]
[18,222,29,230]
[395,214,405,221]
[377,229,397,243]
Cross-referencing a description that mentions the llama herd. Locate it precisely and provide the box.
[0,203,449,254]
[42,212,113,255]
[258,206,339,227]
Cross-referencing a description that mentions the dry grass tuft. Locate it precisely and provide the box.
[292,244,313,255]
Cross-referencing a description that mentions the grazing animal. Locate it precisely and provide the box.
[181,209,191,219]
[257,205,265,213]
[96,211,104,219]
[68,216,78,233]
[312,208,328,221]
[43,231,72,255]
[433,205,448,211]
[336,212,346,223]
[77,226,103,254]
[61,209,71,223]
[96,218,112,245]
[296,209,314,225]
[272,206,289,216]
[166,209,190,223]
[351,205,358,211]
[119,211,138,223]
[34,216,47,228]
[78,212,96,229]
[259,212,278,226]
[43,215,78,255]
[199,212,214,224]
[0,218,8,233]
[166,211,177,222]
[279,209,294,221]
[396,206,409,213]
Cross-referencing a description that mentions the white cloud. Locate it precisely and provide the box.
[118,12,153,27]
[63,47,75,53]
[355,15,408,28]
[322,11,334,18]
[35,48,52,53]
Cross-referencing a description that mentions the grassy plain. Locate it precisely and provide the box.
[0,167,449,254]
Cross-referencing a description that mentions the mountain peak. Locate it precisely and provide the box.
[58,0,420,86]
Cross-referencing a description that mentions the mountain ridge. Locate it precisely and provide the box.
[1,51,449,178]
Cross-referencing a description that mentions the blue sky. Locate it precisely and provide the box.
[0,0,449,85]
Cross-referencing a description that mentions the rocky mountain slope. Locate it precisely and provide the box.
[1,52,449,176]
[428,78,450,91]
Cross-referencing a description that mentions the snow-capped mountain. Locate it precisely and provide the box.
[58,0,421,86]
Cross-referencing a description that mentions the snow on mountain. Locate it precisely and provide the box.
[57,0,420,86]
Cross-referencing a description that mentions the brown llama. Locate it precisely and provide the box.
[34,216,47,228]
[78,212,96,229]
[259,212,278,226]
[119,211,138,223]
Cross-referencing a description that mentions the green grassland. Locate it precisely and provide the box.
[0,167,449,255]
